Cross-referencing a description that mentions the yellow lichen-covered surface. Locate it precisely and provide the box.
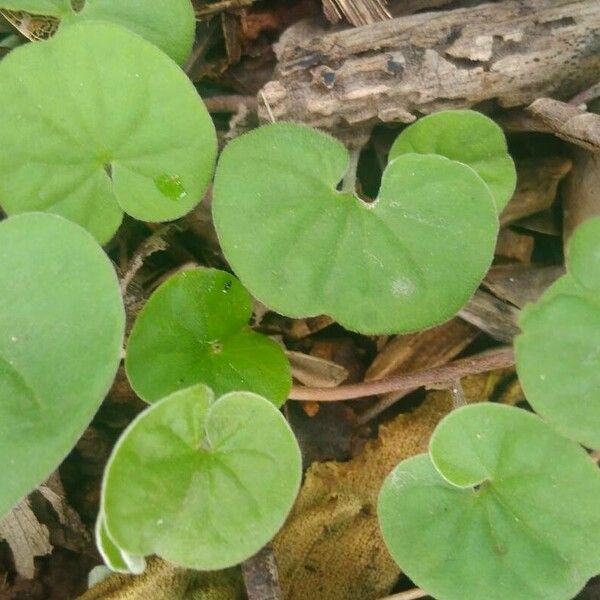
[79,558,243,600]
[80,370,521,600]
[273,370,522,600]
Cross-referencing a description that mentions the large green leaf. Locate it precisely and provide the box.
[378,403,600,600]
[101,385,302,570]
[516,217,600,449]
[0,0,195,63]
[389,110,516,212]
[213,122,498,334]
[0,22,216,244]
[0,213,124,518]
[0,0,70,17]
[125,268,291,406]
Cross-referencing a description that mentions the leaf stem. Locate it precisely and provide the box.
[288,346,515,401]
[342,148,361,193]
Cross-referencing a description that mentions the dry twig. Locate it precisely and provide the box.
[289,347,514,401]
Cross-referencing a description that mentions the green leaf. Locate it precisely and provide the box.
[0,0,70,17]
[0,213,124,518]
[516,217,600,449]
[567,216,600,294]
[378,403,600,600]
[0,0,195,63]
[389,110,516,212]
[125,268,291,406]
[64,0,195,64]
[0,21,216,244]
[213,122,498,334]
[96,513,145,574]
[101,385,302,570]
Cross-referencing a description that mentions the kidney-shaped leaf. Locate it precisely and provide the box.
[0,0,195,63]
[389,110,516,212]
[516,217,600,449]
[378,403,600,600]
[101,385,302,570]
[0,0,70,17]
[0,21,216,244]
[213,122,498,334]
[0,213,124,519]
[125,268,291,406]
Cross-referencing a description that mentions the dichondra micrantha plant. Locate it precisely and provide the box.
[1,5,599,598]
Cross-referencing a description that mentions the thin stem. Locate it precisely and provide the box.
[381,588,429,600]
[449,378,467,409]
[288,346,514,401]
[342,148,361,193]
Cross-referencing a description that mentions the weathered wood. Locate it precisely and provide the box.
[242,543,283,600]
[458,290,520,343]
[261,0,600,142]
[527,98,600,153]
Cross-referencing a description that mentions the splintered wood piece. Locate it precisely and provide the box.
[260,0,600,140]
[458,290,520,343]
[322,0,391,27]
[513,209,561,236]
[483,264,565,308]
[500,156,572,226]
[286,350,349,388]
[360,318,478,423]
[494,228,534,264]
[0,9,58,41]
[365,318,477,382]
[526,98,600,153]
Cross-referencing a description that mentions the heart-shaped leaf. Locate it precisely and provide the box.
[378,403,600,600]
[0,21,216,244]
[125,268,291,406]
[389,110,516,212]
[0,213,124,519]
[516,217,600,449]
[0,0,70,17]
[213,122,499,334]
[0,0,195,63]
[101,385,302,570]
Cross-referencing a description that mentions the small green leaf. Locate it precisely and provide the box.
[213,122,498,334]
[0,0,195,63]
[389,110,516,212]
[125,268,291,406]
[516,217,600,449]
[101,385,302,570]
[378,403,600,600]
[0,22,216,244]
[0,213,124,518]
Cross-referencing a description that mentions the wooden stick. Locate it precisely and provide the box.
[289,347,514,401]
[260,0,600,142]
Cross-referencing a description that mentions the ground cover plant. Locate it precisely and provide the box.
[0,1,599,599]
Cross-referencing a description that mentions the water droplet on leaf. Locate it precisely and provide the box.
[154,174,187,202]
